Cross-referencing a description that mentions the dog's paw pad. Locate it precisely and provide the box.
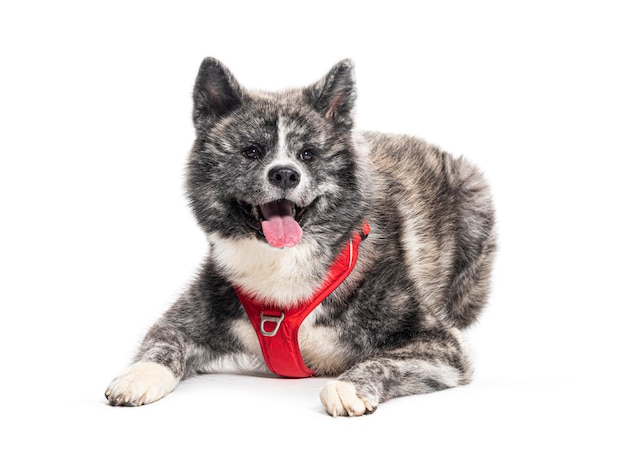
[105,362,178,407]
[319,380,376,417]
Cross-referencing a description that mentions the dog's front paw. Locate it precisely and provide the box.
[105,362,178,407]
[319,380,376,417]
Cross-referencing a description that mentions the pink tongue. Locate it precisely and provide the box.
[262,216,302,248]
[259,200,302,248]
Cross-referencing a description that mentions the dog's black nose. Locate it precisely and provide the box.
[268,166,301,190]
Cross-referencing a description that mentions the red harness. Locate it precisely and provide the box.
[234,223,370,378]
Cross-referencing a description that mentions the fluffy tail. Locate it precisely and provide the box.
[446,157,497,329]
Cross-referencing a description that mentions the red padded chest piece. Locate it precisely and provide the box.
[234,223,370,378]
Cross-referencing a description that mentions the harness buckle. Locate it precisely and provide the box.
[260,311,285,337]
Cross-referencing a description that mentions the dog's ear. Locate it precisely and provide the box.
[305,59,356,127]
[193,57,243,129]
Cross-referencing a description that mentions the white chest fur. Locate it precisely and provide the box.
[209,234,325,308]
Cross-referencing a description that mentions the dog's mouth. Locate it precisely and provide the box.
[237,199,310,248]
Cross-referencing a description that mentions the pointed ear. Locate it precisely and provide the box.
[193,57,244,129]
[305,59,356,127]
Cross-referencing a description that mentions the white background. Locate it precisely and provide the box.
[1,1,624,451]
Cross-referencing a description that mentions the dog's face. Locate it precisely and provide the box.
[186,58,368,250]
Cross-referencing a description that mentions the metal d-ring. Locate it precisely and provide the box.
[260,311,285,337]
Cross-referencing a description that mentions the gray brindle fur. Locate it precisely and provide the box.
[105,58,496,416]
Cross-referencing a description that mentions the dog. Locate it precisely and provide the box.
[105,57,496,416]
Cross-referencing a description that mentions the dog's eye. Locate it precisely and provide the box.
[299,148,315,162]
[242,145,263,160]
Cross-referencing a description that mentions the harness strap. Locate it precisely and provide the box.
[234,222,370,378]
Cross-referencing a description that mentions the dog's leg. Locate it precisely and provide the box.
[105,317,190,406]
[320,328,470,416]
[104,251,268,407]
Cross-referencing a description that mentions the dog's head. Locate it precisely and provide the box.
[186,58,369,251]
